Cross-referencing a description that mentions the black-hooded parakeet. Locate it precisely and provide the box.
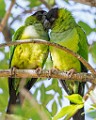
[7,10,49,114]
[45,8,88,120]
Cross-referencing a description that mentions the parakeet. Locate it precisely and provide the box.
[45,8,88,120]
[7,10,49,114]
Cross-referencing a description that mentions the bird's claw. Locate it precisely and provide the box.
[67,69,76,78]
[48,68,58,80]
[11,67,17,77]
[36,67,43,75]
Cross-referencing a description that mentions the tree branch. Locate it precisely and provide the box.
[0,39,96,75]
[0,0,16,32]
[71,0,96,7]
[0,69,96,84]
[0,39,96,101]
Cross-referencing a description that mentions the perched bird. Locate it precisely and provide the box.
[45,8,88,120]
[7,10,49,114]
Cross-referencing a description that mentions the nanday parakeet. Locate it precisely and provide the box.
[45,8,88,120]
[7,10,49,114]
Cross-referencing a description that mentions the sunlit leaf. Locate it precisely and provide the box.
[65,94,84,104]
[53,104,84,120]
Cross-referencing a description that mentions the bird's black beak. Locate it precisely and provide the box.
[43,19,51,30]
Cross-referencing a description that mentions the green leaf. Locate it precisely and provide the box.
[53,104,84,120]
[51,101,57,116]
[43,94,53,106]
[78,21,93,35]
[40,83,46,103]
[89,42,96,63]
[65,94,84,104]
[0,0,5,18]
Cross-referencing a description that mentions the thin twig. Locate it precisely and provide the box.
[0,39,96,75]
[20,88,49,120]
[85,83,96,103]
[0,0,16,32]
[83,84,96,101]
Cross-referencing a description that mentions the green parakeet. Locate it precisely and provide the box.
[7,10,49,114]
[45,8,88,120]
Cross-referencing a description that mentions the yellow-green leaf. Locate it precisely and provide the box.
[53,104,84,120]
[65,94,84,104]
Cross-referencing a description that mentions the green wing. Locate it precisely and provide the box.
[9,26,25,67]
[76,25,88,61]
[76,25,88,97]
[12,26,25,41]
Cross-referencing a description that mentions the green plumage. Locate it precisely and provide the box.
[10,15,49,91]
[7,11,49,114]
[46,8,88,120]
[47,8,88,94]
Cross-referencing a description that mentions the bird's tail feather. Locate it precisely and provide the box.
[6,77,17,114]
[6,78,37,114]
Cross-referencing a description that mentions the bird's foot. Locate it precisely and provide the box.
[11,66,17,77]
[48,68,58,80]
[67,69,76,78]
[36,67,43,75]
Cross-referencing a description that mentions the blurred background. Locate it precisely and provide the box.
[0,0,96,120]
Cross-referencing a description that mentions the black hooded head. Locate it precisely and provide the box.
[32,10,47,22]
[43,8,58,29]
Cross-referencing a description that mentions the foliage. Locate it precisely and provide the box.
[53,94,84,120]
[0,0,96,120]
